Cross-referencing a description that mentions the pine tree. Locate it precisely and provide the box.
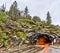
[0,4,6,12]
[24,6,29,17]
[9,1,20,21]
[46,11,51,25]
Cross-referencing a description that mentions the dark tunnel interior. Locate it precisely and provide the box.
[37,34,52,45]
[27,33,53,45]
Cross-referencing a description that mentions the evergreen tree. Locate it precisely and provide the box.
[9,1,20,21]
[24,6,29,17]
[0,4,6,12]
[46,11,51,25]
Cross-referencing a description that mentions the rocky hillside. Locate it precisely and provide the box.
[0,1,60,48]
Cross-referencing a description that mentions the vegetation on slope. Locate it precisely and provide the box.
[0,1,60,48]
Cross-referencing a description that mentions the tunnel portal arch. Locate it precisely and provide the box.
[27,32,57,45]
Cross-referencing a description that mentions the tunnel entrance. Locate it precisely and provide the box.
[37,35,52,45]
[27,33,54,45]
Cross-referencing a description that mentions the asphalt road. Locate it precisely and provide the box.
[38,46,60,53]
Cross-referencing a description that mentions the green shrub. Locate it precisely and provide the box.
[0,33,8,40]
[3,40,8,48]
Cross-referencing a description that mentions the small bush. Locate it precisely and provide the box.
[3,40,8,48]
